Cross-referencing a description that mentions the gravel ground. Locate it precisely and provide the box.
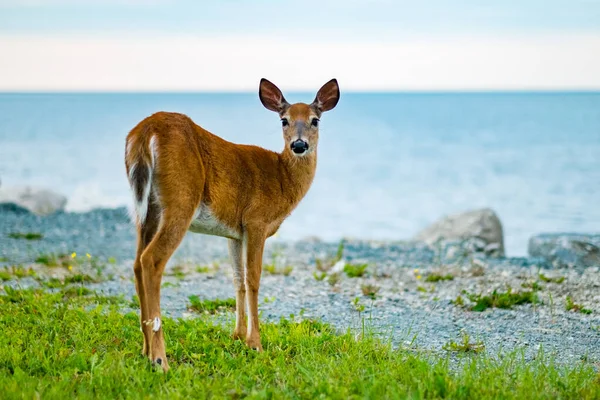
[1,207,599,367]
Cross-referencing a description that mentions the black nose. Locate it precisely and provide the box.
[291,140,309,154]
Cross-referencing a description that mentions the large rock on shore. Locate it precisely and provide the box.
[414,208,505,257]
[0,185,67,215]
[528,233,600,268]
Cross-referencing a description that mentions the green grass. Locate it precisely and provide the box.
[443,332,485,353]
[188,295,236,314]
[0,288,598,399]
[425,273,455,283]
[566,296,592,314]
[0,270,11,281]
[539,273,566,284]
[461,289,539,312]
[343,263,368,278]
[8,232,44,240]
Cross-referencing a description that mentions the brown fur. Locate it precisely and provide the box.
[125,79,339,371]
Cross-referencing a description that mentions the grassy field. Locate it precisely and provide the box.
[0,287,598,399]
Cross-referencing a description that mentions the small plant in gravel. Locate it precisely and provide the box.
[361,283,380,299]
[352,297,365,313]
[66,273,96,284]
[8,232,44,240]
[195,265,210,273]
[460,288,539,312]
[315,240,345,272]
[0,265,36,281]
[521,281,543,291]
[34,252,103,273]
[452,295,465,306]
[565,296,592,314]
[35,253,65,267]
[425,273,454,282]
[38,273,97,288]
[188,295,236,314]
[169,265,187,279]
[61,286,93,298]
[313,272,327,281]
[344,263,368,278]
[539,273,565,284]
[264,263,294,276]
[327,272,341,286]
[443,331,485,353]
[264,245,293,276]
[417,285,435,293]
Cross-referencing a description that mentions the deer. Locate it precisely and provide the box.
[125,78,340,371]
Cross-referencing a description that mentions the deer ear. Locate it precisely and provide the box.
[259,78,289,113]
[313,79,340,113]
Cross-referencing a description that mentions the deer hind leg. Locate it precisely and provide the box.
[244,228,267,351]
[228,239,246,340]
[133,199,161,357]
[140,201,199,372]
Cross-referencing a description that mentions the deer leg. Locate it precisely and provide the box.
[140,204,197,372]
[244,228,266,351]
[228,238,247,340]
[133,200,160,356]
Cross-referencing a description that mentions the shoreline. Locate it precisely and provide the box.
[1,206,599,368]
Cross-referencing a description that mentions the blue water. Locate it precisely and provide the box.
[0,92,599,256]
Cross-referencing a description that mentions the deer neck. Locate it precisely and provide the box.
[279,149,317,205]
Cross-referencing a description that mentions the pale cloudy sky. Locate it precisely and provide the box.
[0,0,599,91]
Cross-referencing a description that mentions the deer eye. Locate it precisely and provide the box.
[311,118,319,127]
[281,118,289,127]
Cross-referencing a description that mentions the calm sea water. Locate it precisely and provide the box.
[0,92,598,256]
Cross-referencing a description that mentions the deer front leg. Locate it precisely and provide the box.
[244,228,266,351]
[228,238,247,340]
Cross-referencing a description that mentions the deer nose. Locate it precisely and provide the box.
[291,139,309,154]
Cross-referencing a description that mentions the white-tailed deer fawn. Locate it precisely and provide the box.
[125,78,339,371]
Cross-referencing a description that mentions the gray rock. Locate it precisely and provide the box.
[0,185,67,216]
[414,208,505,257]
[528,233,600,268]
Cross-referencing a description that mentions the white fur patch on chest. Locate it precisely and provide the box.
[188,203,241,240]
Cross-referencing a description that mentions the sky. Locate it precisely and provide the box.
[0,0,599,91]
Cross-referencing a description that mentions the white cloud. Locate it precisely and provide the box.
[0,33,599,91]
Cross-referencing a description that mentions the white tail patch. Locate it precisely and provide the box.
[127,136,158,224]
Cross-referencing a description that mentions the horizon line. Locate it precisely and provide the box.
[2,89,600,95]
